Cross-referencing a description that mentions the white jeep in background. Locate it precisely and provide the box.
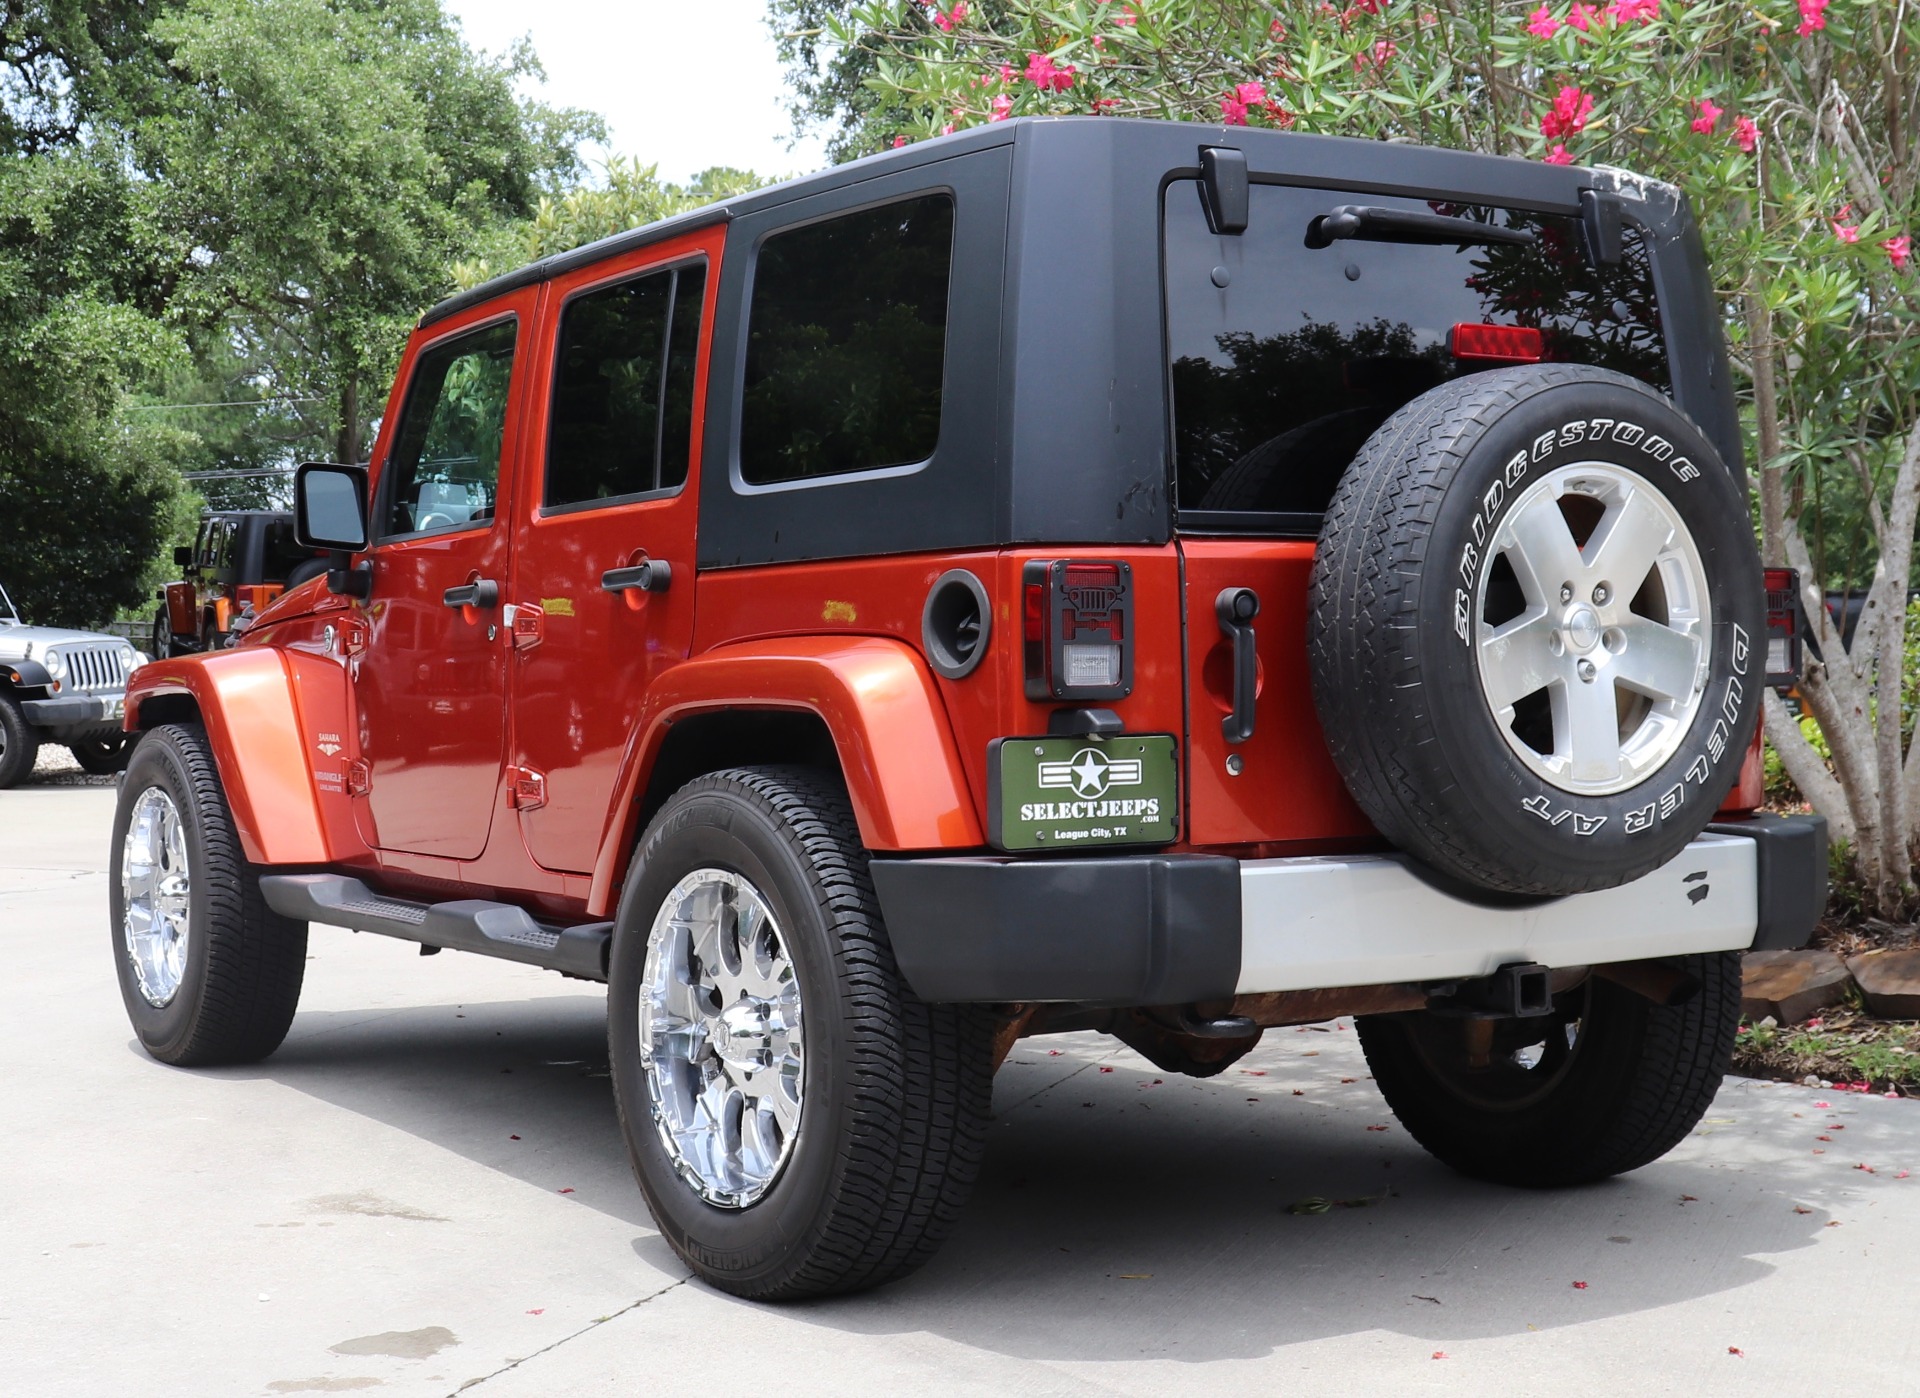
[0,582,145,786]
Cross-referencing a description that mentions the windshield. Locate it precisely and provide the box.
[1165,181,1667,526]
[0,582,18,625]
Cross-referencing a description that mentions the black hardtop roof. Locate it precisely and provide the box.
[420,117,1664,329]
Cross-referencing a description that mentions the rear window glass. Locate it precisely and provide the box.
[1166,183,1667,520]
[739,194,954,486]
[545,259,707,510]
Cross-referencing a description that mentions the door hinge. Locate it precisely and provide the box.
[508,766,547,811]
[504,602,544,651]
[346,759,371,797]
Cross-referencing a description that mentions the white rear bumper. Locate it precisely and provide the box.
[1236,832,1758,994]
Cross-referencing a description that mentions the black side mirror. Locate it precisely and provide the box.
[294,462,373,599]
[173,546,192,568]
[294,462,370,552]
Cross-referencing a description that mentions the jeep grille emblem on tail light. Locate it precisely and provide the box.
[1022,560,1134,701]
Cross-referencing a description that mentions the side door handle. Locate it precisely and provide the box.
[601,560,671,595]
[1215,587,1260,745]
[443,578,500,610]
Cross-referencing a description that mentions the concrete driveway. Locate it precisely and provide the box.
[4,779,1917,1397]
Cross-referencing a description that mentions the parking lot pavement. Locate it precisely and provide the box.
[5,782,1919,1397]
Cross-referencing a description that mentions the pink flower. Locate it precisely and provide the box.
[1733,115,1759,152]
[941,122,955,135]
[1540,85,1594,138]
[1692,98,1723,134]
[1832,219,1860,243]
[1610,0,1658,20]
[1886,235,1913,271]
[1544,143,1575,165]
[1354,39,1397,71]
[1220,96,1249,125]
[892,136,908,148]
[998,64,1015,84]
[1797,0,1827,36]
[1024,51,1077,92]
[1567,3,1602,30]
[1527,5,1561,37]
[1236,81,1268,106]
[989,93,1013,121]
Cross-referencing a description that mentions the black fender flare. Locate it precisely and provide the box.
[2,660,52,690]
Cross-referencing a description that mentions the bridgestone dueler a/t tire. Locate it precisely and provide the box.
[1309,365,1764,896]
[110,724,308,1065]
[607,767,995,1299]
[1357,951,1742,1185]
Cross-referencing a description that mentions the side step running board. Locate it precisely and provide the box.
[259,873,611,982]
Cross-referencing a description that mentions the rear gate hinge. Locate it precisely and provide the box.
[508,766,547,811]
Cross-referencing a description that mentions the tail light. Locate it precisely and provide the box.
[1022,560,1134,701]
[1449,323,1545,365]
[1763,567,1802,689]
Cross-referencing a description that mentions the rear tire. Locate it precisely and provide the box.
[608,766,994,1299]
[109,724,307,1065]
[1357,952,1740,1186]
[152,606,174,660]
[0,693,39,788]
[70,735,133,775]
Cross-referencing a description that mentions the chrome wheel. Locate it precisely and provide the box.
[1474,462,1711,796]
[638,869,804,1208]
[121,786,191,1008]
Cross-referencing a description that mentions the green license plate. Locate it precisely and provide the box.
[988,734,1179,852]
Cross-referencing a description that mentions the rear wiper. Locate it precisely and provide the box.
[1305,204,1537,250]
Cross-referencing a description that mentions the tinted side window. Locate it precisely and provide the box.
[382,319,517,537]
[1165,183,1667,518]
[739,194,953,486]
[544,261,707,510]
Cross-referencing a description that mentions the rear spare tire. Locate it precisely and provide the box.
[1309,365,1763,896]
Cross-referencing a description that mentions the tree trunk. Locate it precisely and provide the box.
[335,373,359,466]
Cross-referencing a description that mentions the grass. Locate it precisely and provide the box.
[1732,1009,1920,1095]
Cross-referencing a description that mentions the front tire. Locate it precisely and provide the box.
[608,767,993,1299]
[109,724,307,1065]
[1357,952,1740,1186]
[0,693,39,788]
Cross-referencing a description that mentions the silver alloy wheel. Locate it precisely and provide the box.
[1474,461,1711,796]
[638,868,804,1208]
[122,786,191,1007]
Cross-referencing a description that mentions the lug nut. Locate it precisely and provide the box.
[1559,582,1574,604]
[1578,659,1597,683]
[1592,582,1612,605]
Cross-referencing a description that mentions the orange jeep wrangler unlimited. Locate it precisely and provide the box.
[111,119,1825,1299]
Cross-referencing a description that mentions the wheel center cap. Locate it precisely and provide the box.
[715,998,773,1069]
[1562,606,1602,653]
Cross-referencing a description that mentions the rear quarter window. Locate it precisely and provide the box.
[738,193,954,487]
[1165,182,1667,520]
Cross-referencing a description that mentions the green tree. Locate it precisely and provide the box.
[134,0,601,466]
[454,159,771,289]
[819,0,1920,910]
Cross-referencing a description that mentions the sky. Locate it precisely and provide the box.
[441,0,832,186]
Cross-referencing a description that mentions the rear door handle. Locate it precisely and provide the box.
[601,561,671,594]
[443,578,500,610]
[1216,587,1259,744]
